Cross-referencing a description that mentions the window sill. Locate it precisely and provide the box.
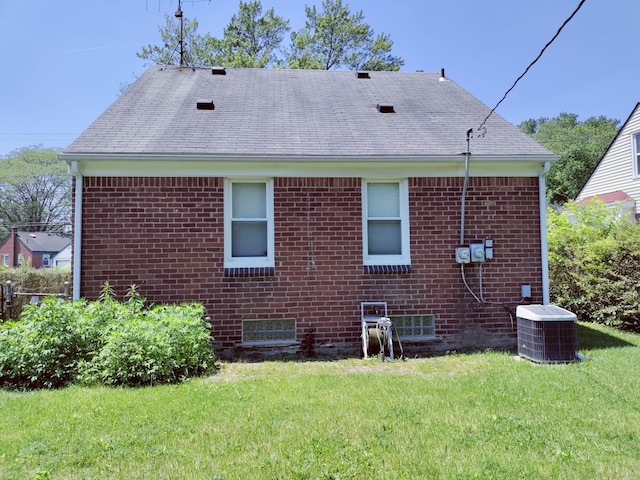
[363,265,411,274]
[224,267,275,277]
[240,340,299,347]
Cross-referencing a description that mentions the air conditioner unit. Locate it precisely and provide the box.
[516,305,577,363]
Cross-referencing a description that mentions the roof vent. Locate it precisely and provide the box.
[196,99,215,110]
[357,71,370,79]
[377,103,395,113]
[211,67,226,75]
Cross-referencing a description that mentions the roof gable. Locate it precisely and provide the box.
[64,66,553,159]
[577,102,640,202]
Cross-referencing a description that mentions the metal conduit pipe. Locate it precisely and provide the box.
[460,128,473,245]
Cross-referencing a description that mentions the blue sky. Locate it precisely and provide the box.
[0,0,637,157]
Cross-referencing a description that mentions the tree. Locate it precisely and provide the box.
[138,0,403,71]
[138,2,289,68]
[0,146,71,238]
[206,1,290,68]
[519,113,619,204]
[137,14,211,66]
[287,0,403,70]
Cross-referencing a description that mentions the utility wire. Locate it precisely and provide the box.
[478,0,587,135]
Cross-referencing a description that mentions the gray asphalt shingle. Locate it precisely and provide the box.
[65,66,552,158]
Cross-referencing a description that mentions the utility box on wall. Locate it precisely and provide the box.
[516,305,577,363]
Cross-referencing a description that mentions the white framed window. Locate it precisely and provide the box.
[42,254,51,268]
[362,179,410,265]
[17,253,24,266]
[224,179,274,268]
[2,254,8,266]
[633,133,640,178]
[242,318,296,344]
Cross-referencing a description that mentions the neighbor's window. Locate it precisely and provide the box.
[362,179,410,265]
[2,254,8,266]
[42,254,51,268]
[242,318,296,344]
[224,179,274,268]
[634,133,640,177]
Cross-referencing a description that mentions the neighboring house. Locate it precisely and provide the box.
[0,228,71,268]
[577,102,640,220]
[52,244,72,268]
[60,66,557,359]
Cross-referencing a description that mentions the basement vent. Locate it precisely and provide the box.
[357,71,370,79]
[211,67,227,75]
[196,99,215,110]
[377,103,395,113]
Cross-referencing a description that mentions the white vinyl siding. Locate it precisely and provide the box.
[224,179,274,268]
[578,106,640,205]
[362,179,410,265]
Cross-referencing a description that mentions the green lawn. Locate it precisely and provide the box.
[1,322,640,479]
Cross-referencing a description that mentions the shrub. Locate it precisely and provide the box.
[0,299,87,389]
[84,303,215,387]
[0,285,216,390]
[548,201,640,331]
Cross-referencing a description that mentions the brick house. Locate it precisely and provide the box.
[0,228,71,268]
[60,66,556,359]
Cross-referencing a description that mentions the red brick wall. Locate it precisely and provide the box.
[0,230,34,267]
[0,234,16,267]
[77,176,543,358]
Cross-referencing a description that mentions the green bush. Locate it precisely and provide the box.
[548,201,640,331]
[0,285,216,390]
[0,300,86,389]
[84,303,215,387]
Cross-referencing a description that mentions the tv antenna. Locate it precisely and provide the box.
[175,0,186,66]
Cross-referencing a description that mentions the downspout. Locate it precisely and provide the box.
[539,162,551,305]
[70,161,83,300]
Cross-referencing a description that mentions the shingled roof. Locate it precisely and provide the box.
[64,66,553,159]
[16,231,70,254]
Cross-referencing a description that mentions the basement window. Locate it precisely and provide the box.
[390,314,435,339]
[357,71,370,79]
[243,318,296,344]
[211,67,227,75]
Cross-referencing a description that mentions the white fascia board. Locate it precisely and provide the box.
[60,153,558,178]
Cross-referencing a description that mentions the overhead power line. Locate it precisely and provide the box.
[477,0,587,135]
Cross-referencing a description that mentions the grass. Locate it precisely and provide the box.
[1,322,640,479]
